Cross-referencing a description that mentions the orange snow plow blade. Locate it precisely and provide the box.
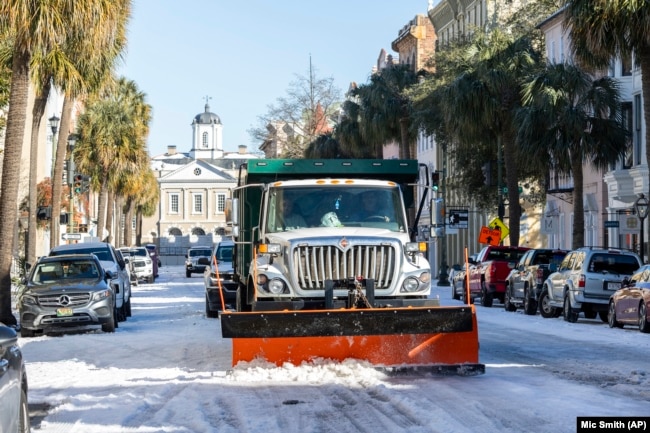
[221,305,484,375]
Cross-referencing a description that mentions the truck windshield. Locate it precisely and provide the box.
[266,186,407,233]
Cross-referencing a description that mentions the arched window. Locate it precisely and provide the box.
[168,227,182,236]
[192,227,206,235]
[202,132,208,148]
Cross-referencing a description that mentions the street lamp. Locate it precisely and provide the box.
[48,115,60,135]
[635,193,649,262]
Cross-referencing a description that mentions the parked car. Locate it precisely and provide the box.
[504,248,569,314]
[49,242,131,322]
[468,245,531,307]
[204,240,238,317]
[0,323,30,433]
[185,246,212,278]
[607,264,650,333]
[144,243,160,278]
[540,247,642,323]
[129,247,154,283]
[18,254,117,337]
[117,247,139,287]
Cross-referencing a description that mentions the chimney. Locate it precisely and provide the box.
[167,145,177,155]
[238,145,247,154]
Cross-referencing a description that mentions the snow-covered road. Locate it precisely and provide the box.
[18,265,650,433]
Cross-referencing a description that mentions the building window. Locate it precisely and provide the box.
[216,193,226,213]
[169,193,179,214]
[202,132,209,148]
[622,102,633,169]
[622,54,632,76]
[193,193,203,214]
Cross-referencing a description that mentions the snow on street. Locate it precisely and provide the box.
[18,265,650,433]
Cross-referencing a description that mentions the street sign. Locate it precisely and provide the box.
[62,233,82,241]
[488,217,509,242]
[478,226,501,246]
[448,208,469,229]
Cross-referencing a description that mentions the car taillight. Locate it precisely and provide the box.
[579,274,585,288]
[536,268,544,284]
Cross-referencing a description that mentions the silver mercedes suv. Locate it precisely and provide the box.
[540,247,642,322]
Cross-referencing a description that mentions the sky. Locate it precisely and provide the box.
[16,265,650,433]
[118,0,433,158]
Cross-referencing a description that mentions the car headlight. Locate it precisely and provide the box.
[419,271,431,284]
[92,290,112,301]
[21,294,37,306]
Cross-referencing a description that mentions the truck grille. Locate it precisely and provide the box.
[38,293,91,308]
[293,244,396,290]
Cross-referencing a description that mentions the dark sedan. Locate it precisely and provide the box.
[0,323,30,432]
[608,264,650,333]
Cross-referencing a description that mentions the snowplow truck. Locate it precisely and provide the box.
[220,159,483,375]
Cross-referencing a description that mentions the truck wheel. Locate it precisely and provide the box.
[563,295,579,323]
[523,289,537,315]
[538,291,557,319]
[481,282,493,308]
[504,290,516,312]
[206,294,218,318]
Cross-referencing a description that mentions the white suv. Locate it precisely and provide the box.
[540,247,641,323]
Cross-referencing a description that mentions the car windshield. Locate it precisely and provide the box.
[216,246,233,261]
[266,185,407,233]
[32,260,100,284]
[189,249,211,257]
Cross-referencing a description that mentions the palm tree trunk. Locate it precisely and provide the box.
[571,152,585,249]
[0,52,30,326]
[96,180,108,242]
[639,47,650,248]
[50,95,74,249]
[135,208,143,246]
[27,80,52,264]
[106,190,115,243]
[124,198,134,247]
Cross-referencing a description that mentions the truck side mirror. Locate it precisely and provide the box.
[226,198,240,238]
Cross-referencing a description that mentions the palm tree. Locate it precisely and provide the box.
[74,78,151,242]
[518,62,628,248]
[438,30,542,246]
[134,171,159,246]
[562,0,650,195]
[0,0,83,325]
[48,0,131,249]
[351,64,419,159]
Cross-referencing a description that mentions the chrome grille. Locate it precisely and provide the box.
[293,244,396,290]
[38,293,91,308]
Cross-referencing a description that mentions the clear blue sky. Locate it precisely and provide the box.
[119,0,432,157]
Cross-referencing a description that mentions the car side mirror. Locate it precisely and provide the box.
[105,270,115,280]
[517,264,524,271]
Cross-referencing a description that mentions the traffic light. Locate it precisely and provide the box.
[73,174,83,194]
[432,171,440,191]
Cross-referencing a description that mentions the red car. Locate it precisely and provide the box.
[608,264,650,333]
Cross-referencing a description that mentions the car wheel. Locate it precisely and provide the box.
[538,290,556,319]
[639,302,650,333]
[186,270,191,278]
[481,282,493,308]
[206,294,219,318]
[102,309,116,333]
[126,298,132,317]
[452,284,460,301]
[20,327,35,338]
[113,307,119,328]
[504,289,516,312]
[598,311,608,323]
[608,301,623,328]
[148,275,154,283]
[563,295,578,323]
[19,388,30,433]
[523,288,537,315]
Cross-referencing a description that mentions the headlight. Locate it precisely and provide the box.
[402,277,420,292]
[93,290,112,301]
[21,294,37,306]
[268,278,285,294]
[419,271,431,284]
